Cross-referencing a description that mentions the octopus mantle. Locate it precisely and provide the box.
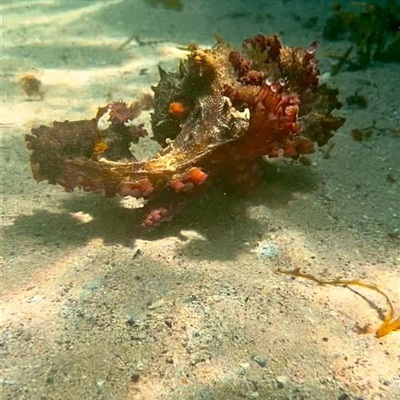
[26,34,345,227]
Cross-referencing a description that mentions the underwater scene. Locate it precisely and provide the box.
[1,0,400,399]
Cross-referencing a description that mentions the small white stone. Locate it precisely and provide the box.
[275,375,289,388]
[148,299,165,310]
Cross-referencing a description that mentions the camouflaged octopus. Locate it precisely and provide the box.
[25,34,345,227]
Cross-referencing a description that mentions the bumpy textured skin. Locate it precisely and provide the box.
[25,34,345,227]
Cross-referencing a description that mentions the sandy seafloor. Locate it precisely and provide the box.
[1,0,399,399]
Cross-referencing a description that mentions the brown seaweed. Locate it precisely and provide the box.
[323,0,400,72]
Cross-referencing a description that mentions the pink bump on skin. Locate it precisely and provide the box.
[170,180,186,192]
[130,188,141,198]
[141,219,152,227]
[138,179,154,197]
[119,183,134,197]
[189,168,208,185]
[141,207,168,227]
[283,143,297,157]
[151,212,162,223]
[142,185,154,197]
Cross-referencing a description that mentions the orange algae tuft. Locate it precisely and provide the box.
[168,101,187,116]
[93,141,108,154]
[189,168,207,185]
